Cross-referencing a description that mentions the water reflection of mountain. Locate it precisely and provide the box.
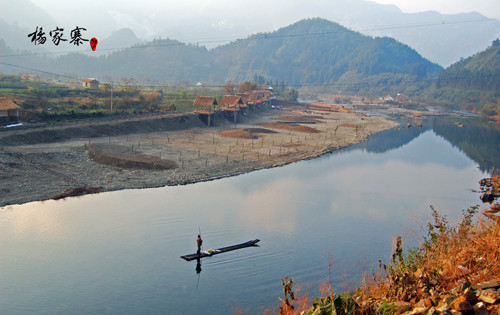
[347,117,499,172]
[429,117,500,172]
[348,122,428,153]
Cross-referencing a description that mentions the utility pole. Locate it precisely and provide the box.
[110,82,113,112]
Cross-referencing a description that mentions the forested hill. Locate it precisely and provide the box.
[1,18,441,94]
[212,18,442,86]
[436,40,500,91]
[50,38,212,83]
[429,40,500,117]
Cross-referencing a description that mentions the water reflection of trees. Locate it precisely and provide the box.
[347,117,499,173]
[347,122,427,153]
[429,117,500,172]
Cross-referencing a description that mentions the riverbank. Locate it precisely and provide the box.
[0,107,398,207]
[273,176,500,315]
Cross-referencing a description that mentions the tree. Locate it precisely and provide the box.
[120,78,139,95]
[179,90,187,99]
[238,81,257,93]
[33,88,50,111]
[253,73,265,84]
[224,81,235,94]
[100,83,111,94]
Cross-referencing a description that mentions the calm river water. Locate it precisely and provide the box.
[1,117,498,314]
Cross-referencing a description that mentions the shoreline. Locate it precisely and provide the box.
[0,108,398,207]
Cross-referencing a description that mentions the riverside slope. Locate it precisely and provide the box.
[0,108,398,207]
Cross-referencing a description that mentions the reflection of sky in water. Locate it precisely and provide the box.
[382,131,474,168]
[227,130,483,230]
[0,130,489,314]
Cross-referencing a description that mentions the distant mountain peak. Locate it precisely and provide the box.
[108,28,139,40]
[275,17,351,33]
[100,28,142,51]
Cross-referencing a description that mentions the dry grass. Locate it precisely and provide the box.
[420,211,500,290]
[88,144,178,170]
[265,276,311,315]
[218,128,277,139]
[267,202,500,314]
[492,174,500,195]
[218,129,257,139]
[355,205,500,305]
[259,122,321,134]
[340,124,360,128]
[281,143,301,148]
[273,115,324,124]
[243,128,277,134]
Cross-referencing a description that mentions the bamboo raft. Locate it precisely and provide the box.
[180,239,260,261]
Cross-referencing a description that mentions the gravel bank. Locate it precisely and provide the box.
[0,109,398,207]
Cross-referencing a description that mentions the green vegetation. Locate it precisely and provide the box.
[0,75,187,121]
[424,41,500,118]
[213,18,440,93]
[1,18,441,97]
[0,74,290,122]
[0,74,28,90]
[2,19,498,119]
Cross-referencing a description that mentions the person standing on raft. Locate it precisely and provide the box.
[196,234,203,255]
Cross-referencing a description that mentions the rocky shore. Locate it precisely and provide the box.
[296,279,500,314]
[480,177,500,203]
[0,108,398,207]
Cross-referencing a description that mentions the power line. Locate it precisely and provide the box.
[1,60,498,90]
[0,17,497,58]
[0,62,80,81]
[357,17,499,32]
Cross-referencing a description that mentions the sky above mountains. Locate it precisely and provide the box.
[2,0,499,67]
[370,0,498,17]
[30,0,499,18]
[25,0,499,40]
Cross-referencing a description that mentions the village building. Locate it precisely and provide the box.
[193,96,218,112]
[193,96,218,126]
[395,93,410,103]
[222,95,244,109]
[222,95,244,123]
[236,93,251,103]
[247,88,274,106]
[20,74,39,81]
[0,98,21,126]
[237,93,261,112]
[82,78,99,88]
[383,95,394,102]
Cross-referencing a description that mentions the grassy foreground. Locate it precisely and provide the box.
[271,176,500,315]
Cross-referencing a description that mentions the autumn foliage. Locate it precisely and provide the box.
[270,202,500,314]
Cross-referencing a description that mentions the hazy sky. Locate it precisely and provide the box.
[31,0,500,20]
[370,0,499,17]
[22,0,500,46]
[2,0,495,68]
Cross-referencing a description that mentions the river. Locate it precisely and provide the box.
[0,116,498,314]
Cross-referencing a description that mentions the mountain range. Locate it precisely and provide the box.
[1,0,499,67]
[1,8,498,117]
[0,18,442,96]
